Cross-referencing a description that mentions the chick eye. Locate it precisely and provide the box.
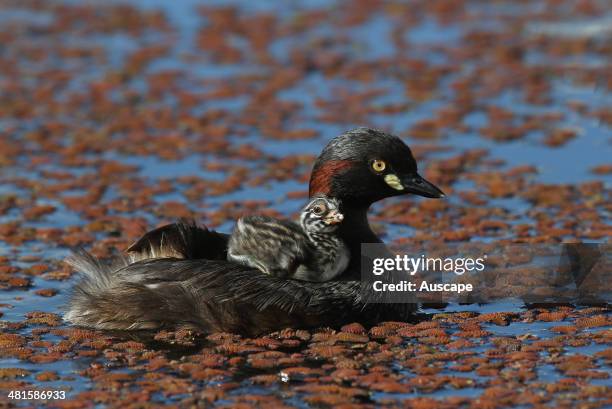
[312,204,325,215]
[372,159,386,172]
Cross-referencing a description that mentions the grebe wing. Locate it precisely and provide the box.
[65,250,368,334]
[209,265,364,313]
[126,220,228,262]
[111,256,361,314]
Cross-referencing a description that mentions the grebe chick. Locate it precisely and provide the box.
[227,196,349,282]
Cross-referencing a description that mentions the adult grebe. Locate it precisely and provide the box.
[65,128,444,335]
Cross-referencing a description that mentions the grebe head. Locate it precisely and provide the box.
[300,196,343,234]
[309,128,444,207]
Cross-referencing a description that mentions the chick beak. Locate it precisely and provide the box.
[324,210,344,225]
[402,173,445,198]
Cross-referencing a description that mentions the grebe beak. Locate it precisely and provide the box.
[324,210,344,225]
[401,173,445,198]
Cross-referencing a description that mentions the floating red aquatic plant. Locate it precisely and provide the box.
[0,0,610,405]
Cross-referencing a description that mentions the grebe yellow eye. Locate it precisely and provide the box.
[372,160,386,172]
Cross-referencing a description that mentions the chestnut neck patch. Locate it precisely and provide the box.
[309,160,354,197]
